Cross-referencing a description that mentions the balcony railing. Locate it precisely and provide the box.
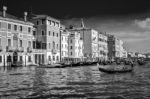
[27,47,32,53]
[18,47,24,52]
[52,49,57,54]
[0,46,2,52]
[6,46,14,52]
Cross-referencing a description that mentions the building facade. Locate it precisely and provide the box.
[71,28,99,61]
[108,34,125,60]
[60,25,69,62]
[98,32,108,61]
[0,6,34,66]
[31,15,61,64]
[68,31,83,62]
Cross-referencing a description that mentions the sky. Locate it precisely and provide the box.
[1,0,150,53]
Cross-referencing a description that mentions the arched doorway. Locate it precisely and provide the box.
[7,55,12,66]
[13,51,18,65]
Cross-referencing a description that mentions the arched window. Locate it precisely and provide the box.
[53,41,55,49]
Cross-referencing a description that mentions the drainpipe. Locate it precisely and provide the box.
[60,30,62,62]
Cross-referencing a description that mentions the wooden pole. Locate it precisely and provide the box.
[4,55,5,67]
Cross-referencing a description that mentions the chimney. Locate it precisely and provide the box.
[3,6,7,17]
[24,12,28,22]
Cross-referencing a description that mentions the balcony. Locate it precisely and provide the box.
[0,46,2,52]
[52,49,57,54]
[6,46,14,52]
[27,47,32,53]
[18,47,24,52]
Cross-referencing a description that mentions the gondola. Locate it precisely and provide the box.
[137,61,146,65]
[98,64,134,74]
[99,67,133,74]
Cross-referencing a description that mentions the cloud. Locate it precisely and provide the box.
[135,18,150,29]
[62,17,150,53]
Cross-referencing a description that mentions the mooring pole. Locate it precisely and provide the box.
[4,55,5,67]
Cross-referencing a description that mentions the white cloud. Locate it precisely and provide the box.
[135,18,150,29]
[63,17,150,53]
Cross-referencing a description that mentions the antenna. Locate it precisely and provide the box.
[81,18,85,28]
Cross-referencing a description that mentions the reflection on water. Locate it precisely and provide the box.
[0,65,150,99]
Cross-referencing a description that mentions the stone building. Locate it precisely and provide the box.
[30,15,61,64]
[0,6,34,66]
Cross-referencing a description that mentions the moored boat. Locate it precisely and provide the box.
[137,60,146,65]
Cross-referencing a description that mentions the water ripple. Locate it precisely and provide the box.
[0,65,150,99]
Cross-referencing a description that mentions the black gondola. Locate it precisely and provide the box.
[98,64,134,74]
[137,60,146,65]
[99,67,133,74]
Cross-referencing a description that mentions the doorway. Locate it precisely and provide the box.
[13,51,18,64]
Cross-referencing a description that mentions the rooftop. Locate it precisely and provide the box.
[31,14,60,22]
[0,11,23,21]
[0,11,33,25]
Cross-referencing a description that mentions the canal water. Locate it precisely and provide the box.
[0,64,150,99]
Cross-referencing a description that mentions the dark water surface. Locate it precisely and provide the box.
[0,64,150,99]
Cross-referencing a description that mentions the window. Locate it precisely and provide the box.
[42,19,45,24]
[42,43,46,49]
[52,21,55,26]
[65,37,67,41]
[37,21,39,25]
[33,31,36,36]
[28,56,32,62]
[53,41,55,49]
[42,31,45,36]
[70,46,73,49]
[49,20,51,25]
[8,39,11,46]
[49,31,51,36]
[0,56,2,63]
[70,39,72,43]
[65,45,67,49]
[20,26,23,32]
[28,27,31,33]
[20,40,22,47]
[49,43,51,49]
[33,41,36,49]
[62,37,63,41]
[57,33,58,37]
[49,56,51,61]
[53,32,55,36]
[14,25,17,31]
[28,41,31,47]
[57,56,59,61]
[8,24,11,30]
[70,52,72,55]
[57,44,59,49]
[53,56,55,61]
[56,22,59,27]
[20,56,23,62]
